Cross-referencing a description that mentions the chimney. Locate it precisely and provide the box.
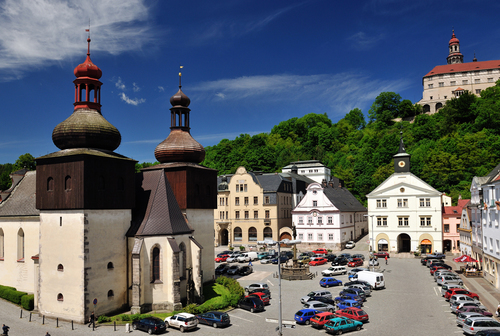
[321,179,327,188]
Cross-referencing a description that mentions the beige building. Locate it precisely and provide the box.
[418,31,500,114]
[215,166,313,247]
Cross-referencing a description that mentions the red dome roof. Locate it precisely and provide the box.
[74,38,102,79]
[449,32,459,46]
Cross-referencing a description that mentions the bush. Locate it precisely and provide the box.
[98,315,111,323]
[183,303,199,314]
[239,246,245,251]
[21,294,34,310]
[119,314,131,321]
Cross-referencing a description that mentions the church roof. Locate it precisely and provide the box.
[129,169,193,237]
[322,184,366,212]
[0,171,39,217]
[424,60,500,77]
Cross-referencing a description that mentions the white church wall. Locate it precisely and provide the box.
[185,209,215,283]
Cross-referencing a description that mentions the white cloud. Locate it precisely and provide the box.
[115,77,126,90]
[0,0,155,80]
[347,32,385,50]
[158,86,165,92]
[119,92,145,106]
[133,82,140,92]
[191,73,411,117]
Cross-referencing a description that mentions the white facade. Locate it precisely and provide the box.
[293,182,367,251]
[480,181,500,288]
[282,160,331,184]
[459,206,473,257]
[366,173,443,254]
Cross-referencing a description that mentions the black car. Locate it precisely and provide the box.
[325,254,337,262]
[248,288,272,299]
[332,257,348,266]
[282,251,294,259]
[339,253,352,259]
[196,311,230,328]
[272,256,289,264]
[239,265,253,276]
[227,265,240,275]
[238,297,265,313]
[215,263,230,275]
[133,317,167,334]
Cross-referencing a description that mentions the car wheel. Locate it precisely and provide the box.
[329,309,334,313]
[213,322,218,328]
[133,324,137,330]
[148,328,153,335]
[326,284,330,288]
[250,308,255,313]
[165,322,169,328]
[356,325,361,331]
[180,326,185,333]
[337,330,343,335]
[339,282,342,286]
[305,320,310,325]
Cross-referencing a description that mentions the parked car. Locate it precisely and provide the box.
[226,265,241,275]
[345,241,356,249]
[245,283,269,292]
[303,300,336,312]
[430,266,448,275]
[463,317,500,335]
[352,254,365,260]
[195,311,230,328]
[257,252,269,260]
[310,312,335,329]
[226,253,241,263]
[215,254,230,263]
[373,251,389,258]
[339,253,352,259]
[237,297,264,313]
[445,288,480,301]
[437,274,464,286]
[271,256,289,264]
[310,257,328,266]
[348,258,364,267]
[164,313,198,333]
[215,263,230,275]
[441,284,465,296]
[301,290,333,304]
[332,257,349,266]
[335,307,369,323]
[322,266,348,276]
[348,267,368,276]
[336,299,362,310]
[133,317,167,334]
[313,248,328,255]
[299,251,315,258]
[237,252,258,263]
[457,312,486,327]
[476,330,500,336]
[457,306,493,317]
[320,277,343,288]
[426,252,446,259]
[345,284,372,296]
[453,302,488,314]
[247,288,272,299]
[297,256,311,265]
[339,288,366,301]
[324,316,363,334]
[335,295,363,306]
[294,309,321,325]
[325,254,338,262]
[305,296,337,306]
[246,292,270,305]
[238,265,253,276]
[260,255,274,264]
[343,280,373,290]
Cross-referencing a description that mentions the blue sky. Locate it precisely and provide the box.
[1,0,500,164]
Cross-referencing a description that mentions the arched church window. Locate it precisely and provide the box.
[57,264,64,272]
[107,290,114,298]
[65,175,72,191]
[47,177,54,191]
[107,262,114,269]
[152,247,161,283]
[57,293,64,301]
[17,228,24,261]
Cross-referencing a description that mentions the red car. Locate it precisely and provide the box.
[348,258,363,267]
[310,312,335,329]
[430,266,446,275]
[335,307,369,323]
[373,252,389,258]
[444,288,479,301]
[313,248,328,255]
[215,254,230,262]
[246,292,270,305]
[309,257,328,266]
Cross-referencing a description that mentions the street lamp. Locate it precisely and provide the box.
[258,239,301,336]
[364,214,375,271]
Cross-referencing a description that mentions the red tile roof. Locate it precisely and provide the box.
[424,60,500,77]
[443,199,470,215]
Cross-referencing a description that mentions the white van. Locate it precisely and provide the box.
[237,252,258,262]
[321,266,347,276]
[352,271,385,289]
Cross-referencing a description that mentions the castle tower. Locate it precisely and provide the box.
[447,30,464,64]
[35,34,136,322]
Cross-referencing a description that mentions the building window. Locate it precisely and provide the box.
[476,89,482,94]
[318,233,323,241]
[450,73,455,78]
[235,184,239,193]
[398,217,409,226]
[420,217,432,226]
[244,184,247,192]
[47,177,54,191]
[427,217,431,226]
[488,77,494,83]
[457,224,460,232]
[307,217,313,224]
[318,217,323,224]
[57,293,64,302]
[244,197,249,205]
[264,227,272,240]
[419,198,431,207]
[377,217,387,226]
[444,224,450,233]
[107,290,114,298]
[65,175,72,191]
[244,211,249,219]
[298,217,303,224]
[450,80,456,85]
[428,84,433,89]
[265,210,270,219]
[248,227,257,241]
[235,211,240,219]
[307,233,313,240]
[254,211,258,219]
[254,196,258,205]
[439,82,444,87]
[107,262,114,269]
[397,199,408,208]
[235,197,239,206]
[313,200,317,207]
[17,228,24,262]
[475,78,481,84]
[462,80,468,85]
[219,198,224,206]
[313,190,317,195]
[219,211,224,219]
[329,233,334,240]
[57,264,64,272]
[234,227,242,241]
[376,199,387,208]
[265,196,270,204]
[152,247,161,283]
[298,233,304,240]
[0,228,3,260]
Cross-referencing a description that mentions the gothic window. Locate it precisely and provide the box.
[234,227,242,241]
[57,293,64,302]
[17,228,24,261]
[107,262,114,269]
[65,175,72,191]
[179,242,187,280]
[57,264,64,272]
[47,177,54,191]
[107,290,114,298]
[248,227,257,241]
[152,246,161,283]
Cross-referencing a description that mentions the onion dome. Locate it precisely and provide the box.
[154,82,205,164]
[74,38,102,79]
[449,31,459,46]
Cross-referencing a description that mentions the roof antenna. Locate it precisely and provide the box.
[179,65,183,88]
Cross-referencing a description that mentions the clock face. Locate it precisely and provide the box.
[398,160,405,168]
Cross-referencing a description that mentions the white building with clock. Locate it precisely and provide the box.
[366,134,443,254]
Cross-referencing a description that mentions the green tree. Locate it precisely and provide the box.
[344,108,366,130]
[13,153,35,171]
[368,92,402,125]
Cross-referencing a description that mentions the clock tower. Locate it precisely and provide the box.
[394,131,410,173]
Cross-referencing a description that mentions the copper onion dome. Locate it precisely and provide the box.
[154,79,205,164]
[52,36,121,151]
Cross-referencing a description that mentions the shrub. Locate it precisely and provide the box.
[119,314,131,321]
[21,294,34,311]
[183,303,199,314]
[98,315,111,323]
[239,246,245,251]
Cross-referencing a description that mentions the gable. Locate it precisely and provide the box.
[367,173,441,198]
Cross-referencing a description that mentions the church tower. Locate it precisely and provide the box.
[394,131,410,173]
[447,30,464,64]
[36,34,136,322]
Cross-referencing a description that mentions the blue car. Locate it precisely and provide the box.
[320,277,343,288]
[271,256,288,264]
[336,299,362,310]
[324,316,363,334]
[339,288,366,301]
[294,309,320,325]
[335,295,363,306]
[196,311,230,328]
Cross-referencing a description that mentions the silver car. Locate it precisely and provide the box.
[300,290,332,304]
[226,252,241,263]
[433,270,456,280]
[260,255,274,264]
[303,300,336,313]
[463,316,500,335]
[437,275,463,286]
[457,312,484,327]
[345,284,371,296]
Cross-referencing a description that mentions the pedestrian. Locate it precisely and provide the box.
[496,304,500,317]
[385,255,388,265]
[88,311,95,327]
[248,259,253,267]
[2,324,9,336]
[45,332,51,336]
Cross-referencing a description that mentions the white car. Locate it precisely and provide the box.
[368,259,379,266]
[164,313,198,332]
[345,241,356,249]
[245,283,269,293]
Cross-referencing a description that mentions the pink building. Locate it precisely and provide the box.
[443,199,469,253]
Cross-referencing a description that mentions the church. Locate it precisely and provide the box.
[0,36,216,322]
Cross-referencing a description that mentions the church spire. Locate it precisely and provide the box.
[447,29,464,64]
[394,129,410,173]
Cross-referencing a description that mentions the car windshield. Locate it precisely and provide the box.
[307,292,317,297]
[296,311,304,317]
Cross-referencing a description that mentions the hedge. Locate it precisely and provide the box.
[0,285,33,310]
[21,294,34,311]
